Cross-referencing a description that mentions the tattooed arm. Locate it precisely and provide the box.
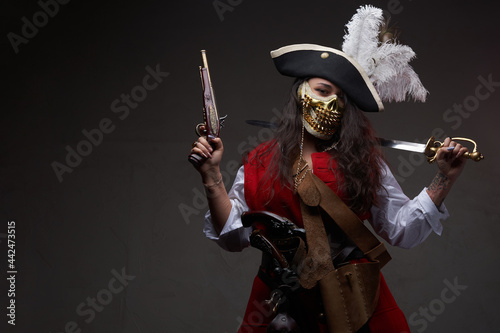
[426,137,468,207]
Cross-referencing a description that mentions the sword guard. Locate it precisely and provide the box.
[424,136,484,163]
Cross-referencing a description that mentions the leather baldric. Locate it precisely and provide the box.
[296,168,391,333]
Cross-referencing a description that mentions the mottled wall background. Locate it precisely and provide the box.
[2,0,499,332]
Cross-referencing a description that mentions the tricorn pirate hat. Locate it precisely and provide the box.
[270,5,428,113]
[271,44,384,112]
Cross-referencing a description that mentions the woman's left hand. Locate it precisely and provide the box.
[435,137,469,182]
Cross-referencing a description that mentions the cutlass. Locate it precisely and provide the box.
[244,120,484,164]
[379,136,484,163]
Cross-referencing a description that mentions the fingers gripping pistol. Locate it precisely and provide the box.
[188,50,227,167]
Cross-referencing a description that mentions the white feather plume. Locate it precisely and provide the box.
[342,5,383,77]
[342,5,428,103]
[371,43,428,102]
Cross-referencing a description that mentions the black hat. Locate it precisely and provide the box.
[271,44,384,112]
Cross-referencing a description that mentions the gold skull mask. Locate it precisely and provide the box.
[298,81,344,140]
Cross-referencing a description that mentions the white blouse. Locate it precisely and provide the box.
[204,162,449,252]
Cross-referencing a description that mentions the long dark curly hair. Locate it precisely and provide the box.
[249,78,386,214]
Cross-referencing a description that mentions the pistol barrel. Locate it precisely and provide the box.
[201,50,209,69]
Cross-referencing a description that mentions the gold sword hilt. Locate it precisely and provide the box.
[424,136,484,163]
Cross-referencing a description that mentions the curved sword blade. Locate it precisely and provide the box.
[378,138,426,153]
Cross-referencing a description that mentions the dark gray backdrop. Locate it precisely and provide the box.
[2,0,499,332]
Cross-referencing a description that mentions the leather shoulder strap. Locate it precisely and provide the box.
[298,171,391,268]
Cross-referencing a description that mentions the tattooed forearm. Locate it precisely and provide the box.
[427,172,453,207]
[428,173,449,193]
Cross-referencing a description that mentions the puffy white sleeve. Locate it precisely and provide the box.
[203,166,252,252]
[369,162,450,249]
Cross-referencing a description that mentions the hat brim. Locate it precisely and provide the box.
[271,44,384,112]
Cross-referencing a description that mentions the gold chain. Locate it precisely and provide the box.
[293,113,339,192]
[322,139,339,152]
[294,116,309,192]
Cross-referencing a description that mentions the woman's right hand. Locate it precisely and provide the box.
[190,134,224,177]
[188,127,230,234]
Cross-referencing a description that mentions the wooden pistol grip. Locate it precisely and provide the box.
[188,153,204,167]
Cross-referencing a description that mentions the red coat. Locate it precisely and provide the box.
[238,143,410,333]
